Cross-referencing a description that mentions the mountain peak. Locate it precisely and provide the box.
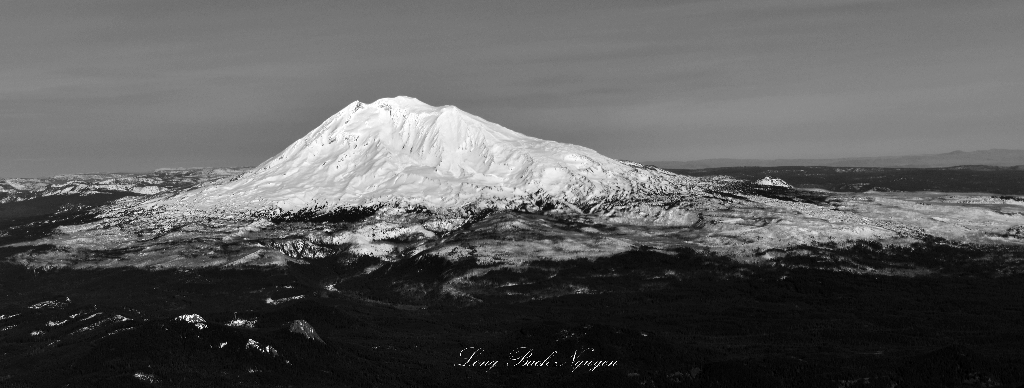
[370,96,437,111]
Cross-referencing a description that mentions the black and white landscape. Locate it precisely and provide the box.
[4,2,1024,387]
[2,97,1024,387]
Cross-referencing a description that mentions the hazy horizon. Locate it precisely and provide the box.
[648,148,1024,162]
[6,147,1022,179]
[3,0,1023,178]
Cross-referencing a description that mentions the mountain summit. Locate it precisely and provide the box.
[168,97,700,215]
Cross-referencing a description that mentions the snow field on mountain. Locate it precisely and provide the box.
[164,96,704,219]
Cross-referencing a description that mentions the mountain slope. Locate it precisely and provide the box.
[167,97,702,214]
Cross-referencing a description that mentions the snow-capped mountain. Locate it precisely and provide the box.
[753,176,793,188]
[167,96,701,214]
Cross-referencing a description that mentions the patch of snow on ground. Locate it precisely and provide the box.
[246,339,279,357]
[174,314,207,330]
[265,295,305,305]
[28,297,71,310]
[72,315,129,335]
[227,318,257,328]
[134,372,160,383]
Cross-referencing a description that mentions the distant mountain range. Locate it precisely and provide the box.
[649,149,1024,169]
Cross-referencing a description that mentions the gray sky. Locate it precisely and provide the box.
[2,0,1022,178]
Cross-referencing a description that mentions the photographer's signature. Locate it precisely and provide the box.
[454,347,618,372]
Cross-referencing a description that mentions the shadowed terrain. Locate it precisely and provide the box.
[2,248,1024,387]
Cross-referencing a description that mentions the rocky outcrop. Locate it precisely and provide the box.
[288,320,323,342]
[268,239,336,259]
